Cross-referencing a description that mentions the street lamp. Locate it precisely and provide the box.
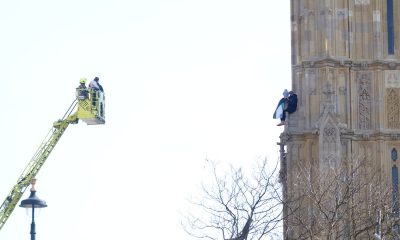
[20,179,47,240]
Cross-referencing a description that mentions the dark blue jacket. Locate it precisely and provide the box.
[286,94,298,113]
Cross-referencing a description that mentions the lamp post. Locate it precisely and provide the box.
[19,179,47,240]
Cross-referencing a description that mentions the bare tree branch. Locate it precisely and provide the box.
[182,159,282,240]
[284,158,399,239]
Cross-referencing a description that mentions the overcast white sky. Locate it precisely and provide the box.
[0,1,291,239]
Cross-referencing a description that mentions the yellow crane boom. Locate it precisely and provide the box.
[0,86,105,231]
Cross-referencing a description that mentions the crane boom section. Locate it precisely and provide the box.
[0,113,78,230]
[0,87,105,232]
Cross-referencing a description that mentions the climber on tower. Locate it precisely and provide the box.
[273,90,298,126]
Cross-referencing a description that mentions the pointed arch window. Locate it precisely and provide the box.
[393,165,399,213]
[393,148,399,213]
[392,148,398,161]
[387,0,395,54]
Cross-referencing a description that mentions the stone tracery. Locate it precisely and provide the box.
[387,88,400,129]
[358,73,372,130]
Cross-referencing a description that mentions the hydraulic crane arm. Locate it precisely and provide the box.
[0,87,105,231]
[0,102,78,230]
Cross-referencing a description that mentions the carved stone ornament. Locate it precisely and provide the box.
[323,124,337,143]
[373,10,381,22]
[315,102,343,169]
[357,72,372,130]
[361,62,368,69]
[336,9,347,19]
[339,86,347,95]
[387,88,400,129]
[308,88,316,95]
[385,70,400,88]
[355,0,370,5]
[388,62,397,69]
[322,82,335,101]
[306,69,316,95]
[390,134,400,140]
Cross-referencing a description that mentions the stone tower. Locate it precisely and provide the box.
[281,0,400,239]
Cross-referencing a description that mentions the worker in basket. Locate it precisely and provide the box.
[89,77,104,106]
[77,78,88,100]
